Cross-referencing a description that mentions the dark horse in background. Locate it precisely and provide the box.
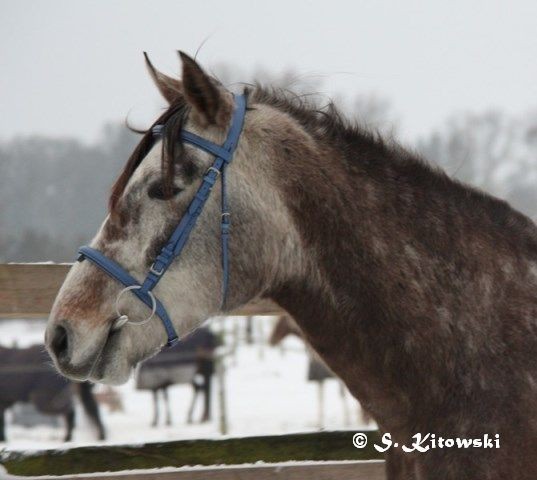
[270,315,371,427]
[0,345,105,442]
[136,327,217,426]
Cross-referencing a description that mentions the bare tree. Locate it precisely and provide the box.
[0,64,396,262]
[419,109,537,219]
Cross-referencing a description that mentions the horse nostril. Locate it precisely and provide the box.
[51,325,69,362]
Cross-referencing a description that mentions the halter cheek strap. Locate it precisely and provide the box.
[77,94,247,347]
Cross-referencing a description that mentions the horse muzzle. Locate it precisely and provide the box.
[45,320,109,381]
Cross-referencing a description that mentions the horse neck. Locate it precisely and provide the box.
[264,120,537,429]
[266,130,405,366]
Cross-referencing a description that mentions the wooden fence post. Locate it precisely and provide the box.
[216,353,228,435]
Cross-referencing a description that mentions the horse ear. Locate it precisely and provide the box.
[144,52,182,104]
[178,51,233,127]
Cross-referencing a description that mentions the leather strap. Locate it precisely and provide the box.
[78,246,179,346]
[141,94,246,295]
[76,94,246,347]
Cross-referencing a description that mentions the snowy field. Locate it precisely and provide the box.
[0,318,373,452]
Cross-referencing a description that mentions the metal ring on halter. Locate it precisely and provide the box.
[115,286,156,327]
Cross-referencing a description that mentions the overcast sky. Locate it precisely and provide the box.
[1,0,536,144]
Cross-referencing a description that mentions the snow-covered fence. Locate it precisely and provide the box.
[3,461,386,479]
[0,264,386,478]
[1,430,384,478]
[0,263,282,319]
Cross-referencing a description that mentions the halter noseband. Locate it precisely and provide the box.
[77,94,247,347]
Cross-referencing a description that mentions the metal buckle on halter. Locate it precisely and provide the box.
[221,212,231,233]
[149,263,165,276]
[206,166,221,177]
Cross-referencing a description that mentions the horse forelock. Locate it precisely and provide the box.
[108,98,191,215]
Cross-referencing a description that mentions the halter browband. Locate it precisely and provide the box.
[77,94,247,347]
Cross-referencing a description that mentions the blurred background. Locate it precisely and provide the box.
[1,0,536,449]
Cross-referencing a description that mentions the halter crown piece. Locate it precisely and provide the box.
[77,94,247,347]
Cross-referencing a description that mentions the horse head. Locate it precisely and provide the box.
[45,52,307,384]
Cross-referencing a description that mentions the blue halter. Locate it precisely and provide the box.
[77,94,247,347]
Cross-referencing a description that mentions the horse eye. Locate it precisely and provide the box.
[148,183,182,200]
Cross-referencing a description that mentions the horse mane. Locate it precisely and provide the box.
[250,84,453,185]
[250,85,388,147]
[109,81,537,244]
[109,83,405,214]
[250,85,537,250]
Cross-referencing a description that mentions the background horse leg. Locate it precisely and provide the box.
[360,404,373,425]
[0,407,6,442]
[338,381,350,427]
[163,387,172,426]
[187,382,199,424]
[317,380,325,429]
[151,389,159,427]
[78,382,106,440]
[63,407,75,442]
[200,372,212,423]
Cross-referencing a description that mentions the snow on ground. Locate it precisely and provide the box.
[0,318,373,452]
